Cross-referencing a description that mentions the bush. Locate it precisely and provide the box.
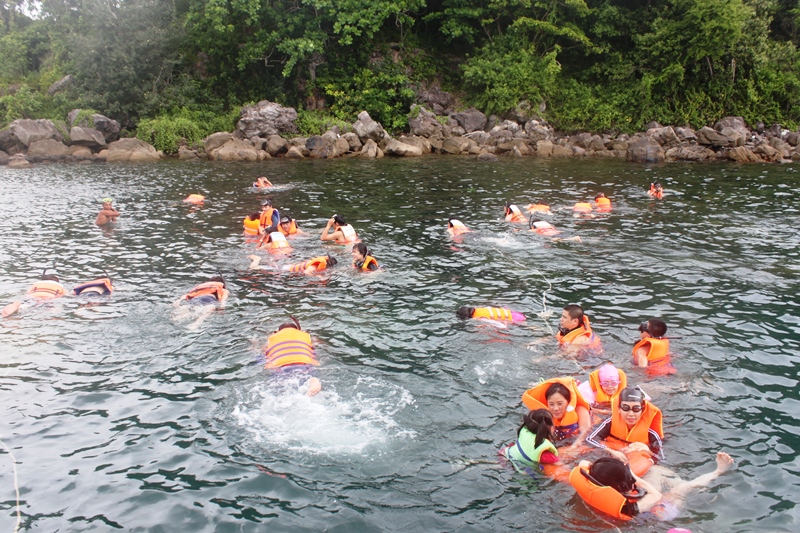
[295,109,351,136]
[135,107,240,153]
[0,85,46,125]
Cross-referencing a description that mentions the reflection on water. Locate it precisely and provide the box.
[0,159,798,532]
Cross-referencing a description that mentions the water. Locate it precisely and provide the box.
[0,157,798,532]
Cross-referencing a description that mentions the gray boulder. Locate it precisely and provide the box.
[9,119,63,147]
[754,142,782,162]
[696,126,731,147]
[105,138,162,162]
[208,138,263,161]
[342,132,362,152]
[307,131,349,158]
[285,146,305,159]
[204,132,235,154]
[408,106,445,138]
[536,140,554,157]
[714,116,748,132]
[786,132,800,147]
[396,135,431,154]
[524,119,553,142]
[385,139,423,157]
[358,139,383,159]
[441,136,474,155]
[674,127,698,143]
[646,126,681,148]
[47,74,74,95]
[627,137,665,163]
[768,137,791,158]
[178,146,199,160]
[496,139,532,155]
[450,108,486,133]
[0,129,25,155]
[266,135,289,156]
[352,111,387,142]
[91,114,121,142]
[416,84,456,115]
[720,127,746,147]
[665,145,716,161]
[236,101,298,138]
[27,139,70,158]
[551,144,573,157]
[0,150,8,165]
[69,126,107,150]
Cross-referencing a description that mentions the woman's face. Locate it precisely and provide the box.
[620,401,644,427]
[351,247,365,261]
[600,378,620,396]
[547,392,569,419]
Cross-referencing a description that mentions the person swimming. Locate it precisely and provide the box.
[456,306,526,322]
[264,317,321,396]
[501,409,560,473]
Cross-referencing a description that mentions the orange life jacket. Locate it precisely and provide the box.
[259,207,276,229]
[530,220,558,235]
[336,224,358,243]
[569,467,634,521]
[526,204,551,214]
[184,194,205,204]
[588,368,627,406]
[288,256,329,273]
[649,185,664,199]
[73,278,114,296]
[264,328,319,369]
[595,197,612,211]
[472,307,514,321]
[573,202,592,213]
[356,256,378,271]
[522,377,590,440]
[28,280,66,300]
[278,219,299,236]
[556,316,599,347]
[505,205,526,222]
[609,401,664,445]
[243,217,260,235]
[632,337,670,366]
[184,281,227,302]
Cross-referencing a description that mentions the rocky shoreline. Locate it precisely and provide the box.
[2,101,798,168]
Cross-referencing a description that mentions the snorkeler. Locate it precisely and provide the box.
[456,306,526,322]
[264,317,321,396]
[351,243,379,271]
[2,270,66,317]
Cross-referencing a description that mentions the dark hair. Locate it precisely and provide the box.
[326,254,338,267]
[563,304,584,322]
[503,201,511,214]
[545,382,571,403]
[209,275,225,287]
[40,273,60,282]
[278,322,300,331]
[456,306,476,319]
[248,212,260,221]
[589,457,637,493]
[332,214,346,226]
[518,409,554,448]
[595,192,606,200]
[352,242,368,256]
[646,318,667,337]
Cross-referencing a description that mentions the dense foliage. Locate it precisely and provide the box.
[1,0,799,135]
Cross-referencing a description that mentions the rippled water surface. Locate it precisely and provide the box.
[1,157,798,532]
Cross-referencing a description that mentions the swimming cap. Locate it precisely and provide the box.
[102,198,113,203]
[280,216,290,224]
[619,387,644,403]
[598,363,619,382]
[262,199,272,207]
[666,529,691,533]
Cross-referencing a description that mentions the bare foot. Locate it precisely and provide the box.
[306,377,321,397]
[715,452,735,474]
[248,255,262,269]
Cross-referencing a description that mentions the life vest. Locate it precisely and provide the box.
[530,220,558,236]
[337,224,358,243]
[243,217,260,235]
[184,194,205,204]
[632,337,670,366]
[573,202,593,213]
[259,207,276,229]
[355,256,378,271]
[569,467,634,521]
[448,219,469,235]
[649,184,663,199]
[472,307,515,321]
[28,280,66,300]
[264,328,319,369]
[588,368,627,407]
[526,204,551,214]
[522,377,589,440]
[595,197,612,211]
[266,232,291,252]
[278,219,299,236]
[184,281,227,302]
[556,316,598,347]
[73,278,113,296]
[288,256,330,273]
[505,205,526,222]
[609,401,664,447]
[505,427,558,467]
[600,439,655,477]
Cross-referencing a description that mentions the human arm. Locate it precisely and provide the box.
[629,472,663,513]
[320,218,341,241]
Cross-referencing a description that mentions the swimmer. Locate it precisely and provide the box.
[529,219,582,242]
[278,215,303,236]
[594,193,612,212]
[586,387,664,469]
[73,277,114,296]
[259,199,281,235]
[243,212,261,236]
[524,202,552,215]
[95,198,120,226]
[254,176,273,188]
[557,304,601,349]
[522,378,591,443]
[633,318,673,370]
[351,243,379,271]
[183,194,205,205]
[174,275,229,330]
[456,306,526,322]
[571,452,734,521]
[2,271,66,317]
[257,231,292,253]
[504,202,527,223]
[320,214,358,244]
[649,182,664,199]
[264,317,321,396]
[260,254,338,274]
[500,409,559,473]
[447,218,470,236]
[577,363,627,413]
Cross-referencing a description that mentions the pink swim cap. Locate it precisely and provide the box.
[598,363,619,382]
[666,529,691,533]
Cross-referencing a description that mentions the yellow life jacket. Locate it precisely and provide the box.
[264,328,319,369]
[28,280,66,300]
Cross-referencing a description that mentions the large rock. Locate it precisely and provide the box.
[551,144,573,157]
[646,126,681,148]
[0,129,25,155]
[285,146,305,159]
[449,108,486,133]
[696,126,731,147]
[106,138,162,162]
[177,146,199,160]
[9,119,63,147]
[27,139,70,158]
[727,146,761,162]
[91,114,121,142]
[358,139,383,159]
[69,126,107,150]
[203,132,235,154]
[7,154,31,168]
[352,111,387,142]
[536,140,554,157]
[208,138,262,161]
[674,127,698,143]
[47,74,74,95]
[408,106,445,138]
[627,137,665,163]
[342,132,362,152]
[524,119,553,142]
[384,139,423,157]
[496,139,532,155]
[416,84,456,115]
[441,136,473,155]
[0,150,8,165]
[307,131,349,158]
[236,101,298,138]
[786,132,800,147]
[396,135,431,154]
[768,137,791,158]
[714,116,747,132]
[753,143,782,162]
[266,135,288,156]
[665,145,716,161]
[476,152,499,161]
[720,127,746,147]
